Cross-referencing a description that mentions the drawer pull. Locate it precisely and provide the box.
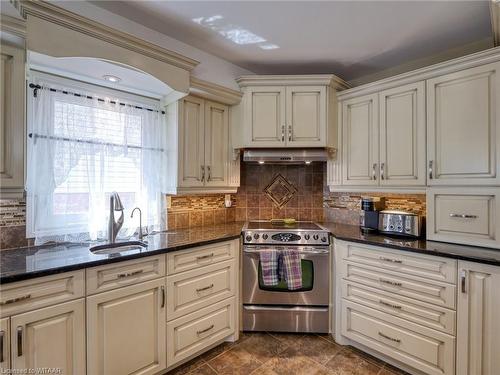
[196,324,215,335]
[0,294,31,305]
[449,213,478,219]
[461,269,468,294]
[428,160,433,179]
[196,284,214,293]
[372,163,377,180]
[379,257,402,264]
[161,286,166,308]
[117,270,144,279]
[197,253,214,261]
[379,300,402,310]
[378,331,401,343]
[0,330,4,363]
[17,326,23,357]
[379,279,402,287]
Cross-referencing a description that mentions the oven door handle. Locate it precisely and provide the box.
[243,248,329,255]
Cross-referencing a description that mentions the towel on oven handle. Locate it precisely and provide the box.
[281,250,303,290]
[259,249,280,286]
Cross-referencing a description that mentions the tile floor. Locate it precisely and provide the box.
[168,332,410,375]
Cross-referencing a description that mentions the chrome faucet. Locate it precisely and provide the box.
[108,192,124,243]
[131,207,146,241]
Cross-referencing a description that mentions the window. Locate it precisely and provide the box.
[27,73,167,243]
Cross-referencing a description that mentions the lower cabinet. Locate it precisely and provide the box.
[457,261,500,375]
[87,279,167,375]
[10,299,86,374]
[0,318,10,370]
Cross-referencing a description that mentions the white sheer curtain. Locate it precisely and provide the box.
[26,77,167,244]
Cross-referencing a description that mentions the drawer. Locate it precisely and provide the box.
[167,260,236,320]
[341,280,456,335]
[167,240,237,275]
[87,255,165,295]
[0,271,85,317]
[427,188,500,249]
[341,300,455,375]
[338,241,457,283]
[167,297,235,366]
[342,262,456,309]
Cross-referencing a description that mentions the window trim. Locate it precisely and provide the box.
[26,71,162,238]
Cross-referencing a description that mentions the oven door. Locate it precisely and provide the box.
[242,245,330,306]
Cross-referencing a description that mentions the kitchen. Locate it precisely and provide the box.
[0,1,499,375]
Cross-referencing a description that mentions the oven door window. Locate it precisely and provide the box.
[257,259,314,292]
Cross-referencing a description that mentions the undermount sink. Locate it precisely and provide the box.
[89,241,148,255]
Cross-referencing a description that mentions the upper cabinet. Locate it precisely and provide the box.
[427,62,500,186]
[166,95,239,195]
[0,43,25,198]
[232,75,349,149]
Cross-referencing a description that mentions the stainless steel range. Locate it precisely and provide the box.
[242,221,331,333]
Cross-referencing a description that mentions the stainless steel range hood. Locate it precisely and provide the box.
[243,149,329,164]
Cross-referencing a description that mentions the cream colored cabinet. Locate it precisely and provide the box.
[0,318,10,371]
[339,82,426,187]
[10,299,86,374]
[166,95,238,194]
[341,93,379,186]
[233,75,348,149]
[87,279,166,375]
[457,261,500,375]
[427,62,500,186]
[379,82,426,186]
[0,43,25,198]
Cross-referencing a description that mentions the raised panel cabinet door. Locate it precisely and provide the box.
[457,261,500,375]
[0,318,10,371]
[86,279,166,375]
[178,96,205,187]
[204,101,229,187]
[427,62,500,185]
[245,86,286,147]
[10,299,85,374]
[379,81,426,186]
[341,94,379,186]
[286,86,326,147]
[0,44,25,194]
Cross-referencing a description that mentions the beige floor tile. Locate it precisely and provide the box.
[237,332,288,363]
[207,344,262,375]
[188,364,218,375]
[167,356,206,375]
[259,348,331,375]
[290,334,343,365]
[324,349,382,375]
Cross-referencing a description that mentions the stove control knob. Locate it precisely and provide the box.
[321,236,327,243]
[313,234,319,240]
[262,234,268,240]
[245,235,252,242]
[253,233,260,240]
[304,234,310,240]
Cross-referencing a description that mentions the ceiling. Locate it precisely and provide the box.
[91,1,494,82]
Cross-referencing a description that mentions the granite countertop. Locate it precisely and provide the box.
[2,221,500,284]
[0,222,244,284]
[322,222,500,266]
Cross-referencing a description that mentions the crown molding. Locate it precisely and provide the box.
[492,0,500,46]
[338,46,500,100]
[0,15,26,38]
[236,74,350,90]
[13,0,199,72]
[190,77,242,105]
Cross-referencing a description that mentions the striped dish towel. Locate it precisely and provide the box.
[281,250,302,290]
[259,249,279,286]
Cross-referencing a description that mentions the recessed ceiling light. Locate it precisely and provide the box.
[258,161,265,165]
[102,75,121,83]
[259,44,279,50]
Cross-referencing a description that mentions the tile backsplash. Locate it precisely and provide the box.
[323,192,427,225]
[0,198,29,250]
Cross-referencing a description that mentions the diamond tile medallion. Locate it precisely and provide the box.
[264,174,298,208]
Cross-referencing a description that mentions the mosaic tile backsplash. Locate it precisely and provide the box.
[0,198,30,250]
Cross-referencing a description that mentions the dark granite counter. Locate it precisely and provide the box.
[322,223,500,266]
[0,222,244,284]
[2,221,500,285]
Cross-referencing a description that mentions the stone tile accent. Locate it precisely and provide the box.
[0,199,26,227]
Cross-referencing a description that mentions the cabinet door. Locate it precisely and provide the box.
[457,261,500,375]
[10,299,85,374]
[0,44,25,195]
[341,94,379,185]
[286,86,326,147]
[244,86,286,147]
[87,279,166,375]
[0,318,9,371]
[204,101,229,187]
[178,96,205,187]
[379,82,426,186]
[427,62,500,185]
